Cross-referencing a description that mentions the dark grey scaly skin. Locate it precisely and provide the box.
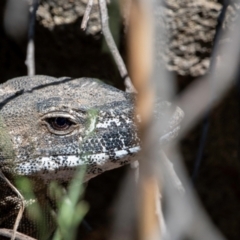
[0,75,183,182]
[0,75,183,238]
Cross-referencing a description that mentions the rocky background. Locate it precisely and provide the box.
[1,0,240,239]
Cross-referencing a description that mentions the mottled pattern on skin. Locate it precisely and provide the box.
[0,76,183,183]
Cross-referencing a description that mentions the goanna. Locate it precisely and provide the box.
[0,75,183,238]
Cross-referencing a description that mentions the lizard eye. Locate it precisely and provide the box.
[44,117,77,135]
[48,117,74,131]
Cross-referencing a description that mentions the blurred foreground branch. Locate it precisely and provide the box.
[175,4,240,137]
[4,0,28,40]
[112,0,239,239]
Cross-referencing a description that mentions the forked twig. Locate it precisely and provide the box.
[81,0,94,30]
[25,0,39,77]
[0,229,36,240]
[0,171,25,240]
[98,0,137,93]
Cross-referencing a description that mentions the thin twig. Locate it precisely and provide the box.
[0,229,36,240]
[98,0,137,93]
[0,171,25,240]
[81,0,94,30]
[25,0,39,77]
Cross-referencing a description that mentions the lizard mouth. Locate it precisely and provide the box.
[12,146,141,183]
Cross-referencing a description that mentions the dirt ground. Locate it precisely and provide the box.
[1,0,240,240]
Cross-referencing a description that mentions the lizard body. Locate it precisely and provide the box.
[0,75,183,238]
[0,75,183,183]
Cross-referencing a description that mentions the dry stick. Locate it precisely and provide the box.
[111,0,181,238]
[139,176,160,240]
[128,1,222,239]
[114,0,238,239]
[118,0,139,181]
[128,1,164,240]
[81,0,94,30]
[0,229,36,240]
[110,0,160,237]
[25,0,38,77]
[0,171,25,240]
[128,0,182,238]
[118,0,140,181]
[98,0,137,93]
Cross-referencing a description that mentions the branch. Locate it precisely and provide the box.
[0,171,25,240]
[0,229,36,240]
[98,0,136,93]
[81,0,94,30]
[175,10,240,138]
[25,0,39,77]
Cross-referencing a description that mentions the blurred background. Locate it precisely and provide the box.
[0,0,239,239]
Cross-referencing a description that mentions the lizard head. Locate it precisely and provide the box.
[0,76,183,183]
